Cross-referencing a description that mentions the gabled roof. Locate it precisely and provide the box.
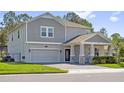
[29,12,91,29]
[8,12,91,34]
[64,32,111,44]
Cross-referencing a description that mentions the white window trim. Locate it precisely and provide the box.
[40,26,54,38]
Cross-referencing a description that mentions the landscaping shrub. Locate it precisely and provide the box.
[92,56,101,64]
[0,60,5,62]
[92,56,116,64]
[120,57,124,62]
[119,62,124,67]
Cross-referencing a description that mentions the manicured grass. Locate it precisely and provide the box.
[0,62,67,74]
[96,64,123,68]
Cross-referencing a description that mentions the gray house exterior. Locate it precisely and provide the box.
[8,12,111,64]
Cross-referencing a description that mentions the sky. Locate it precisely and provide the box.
[0,11,124,37]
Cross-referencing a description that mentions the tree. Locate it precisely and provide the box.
[63,12,80,23]
[17,13,32,22]
[2,11,32,31]
[0,30,7,45]
[111,33,121,62]
[63,12,93,32]
[3,11,17,26]
[119,48,124,57]
[2,11,18,31]
[56,16,61,19]
[0,30,7,57]
[111,33,121,49]
[99,27,108,37]
[0,11,32,46]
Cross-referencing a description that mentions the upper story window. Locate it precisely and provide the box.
[18,30,20,39]
[41,27,47,37]
[40,26,54,38]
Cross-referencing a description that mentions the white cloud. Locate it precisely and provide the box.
[109,11,121,22]
[74,11,93,19]
[0,17,3,22]
[113,11,121,15]
[89,14,96,19]
[110,16,119,22]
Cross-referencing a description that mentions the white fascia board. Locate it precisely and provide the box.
[30,48,60,50]
[81,42,111,45]
[26,41,62,45]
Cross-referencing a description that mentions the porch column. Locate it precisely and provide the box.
[70,45,75,63]
[79,43,85,64]
[89,44,95,64]
[108,45,112,56]
[91,44,94,56]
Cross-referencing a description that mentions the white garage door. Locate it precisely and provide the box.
[31,49,60,63]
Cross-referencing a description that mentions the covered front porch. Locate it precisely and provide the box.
[64,33,112,64]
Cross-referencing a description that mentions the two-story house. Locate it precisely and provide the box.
[8,12,111,64]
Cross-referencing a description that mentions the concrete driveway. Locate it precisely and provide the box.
[45,63,110,70]
[46,63,124,74]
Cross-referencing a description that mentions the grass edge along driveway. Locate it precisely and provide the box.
[0,62,67,75]
[96,64,123,68]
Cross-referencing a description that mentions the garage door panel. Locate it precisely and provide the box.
[31,49,60,63]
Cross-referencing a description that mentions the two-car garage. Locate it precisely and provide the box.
[30,48,60,63]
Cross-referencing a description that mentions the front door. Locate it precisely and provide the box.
[65,49,70,61]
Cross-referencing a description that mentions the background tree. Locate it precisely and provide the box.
[63,12,93,32]
[1,11,32,32]
[99,27,108,37]
[2,11,18,31]
[119,48,124,57]
[17,14,32,22]
[63,12,80,23]
[111,33,121,62]
[111,33,121,49]
[0,11,32,58]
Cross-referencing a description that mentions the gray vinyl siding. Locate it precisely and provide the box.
[27,18,65,43]
[86,35,110,43]
[8,24,26,61]
[66,27,90,41]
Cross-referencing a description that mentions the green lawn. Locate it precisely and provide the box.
[96,64,123,68]
[0,62,67,74]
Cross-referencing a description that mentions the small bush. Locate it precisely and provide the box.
[92,57,101,64]
[120,57,124,62]
[0,60,5,62]
[92,56,116,64]
[119,62,124,67]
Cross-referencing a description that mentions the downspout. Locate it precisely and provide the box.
[26,22,28,42]
[25,21,29,62]
[64,19,67,42]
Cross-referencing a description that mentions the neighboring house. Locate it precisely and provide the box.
[7,12,111,64]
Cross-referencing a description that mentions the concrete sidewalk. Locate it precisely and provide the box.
[69,69,124,74]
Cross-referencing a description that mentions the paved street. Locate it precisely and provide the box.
[0,72,124,82]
